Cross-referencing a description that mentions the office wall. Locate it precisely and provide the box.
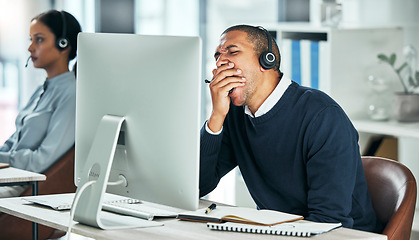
[339,0,419,68]
[0,0,50,105]
[135,0,199,36]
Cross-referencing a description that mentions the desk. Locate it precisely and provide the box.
[0,167,46,190]
[0,167,46,240]
[0,196,386,240]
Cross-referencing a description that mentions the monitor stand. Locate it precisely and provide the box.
[73,115,162,229]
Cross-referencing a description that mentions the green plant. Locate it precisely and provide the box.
[377,53,419,93]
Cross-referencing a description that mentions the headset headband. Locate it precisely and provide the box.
[57,11,69,49]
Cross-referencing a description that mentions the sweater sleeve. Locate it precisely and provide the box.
[199,122,237,197]
[304,105,361,228]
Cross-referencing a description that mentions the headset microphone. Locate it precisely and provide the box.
[25,56,31,68]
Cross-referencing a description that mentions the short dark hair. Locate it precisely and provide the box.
[222,25,282,76]
[32,10,82,61]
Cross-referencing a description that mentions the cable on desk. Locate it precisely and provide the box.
[66,180,95,240]
[66,176,127,239]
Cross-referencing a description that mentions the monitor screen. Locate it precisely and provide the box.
[75,32,201,219]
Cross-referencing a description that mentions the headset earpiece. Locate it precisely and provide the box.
[57,38,69,49]
[56,11,69,50]
[259,51,276,70]
[258,27,276,70]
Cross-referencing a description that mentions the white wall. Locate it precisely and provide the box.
[339,0,419,69]
[0,0,51,105]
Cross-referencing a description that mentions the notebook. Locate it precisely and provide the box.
[23,193,140,210]
[207,221,342,237]
[177,206,303,226]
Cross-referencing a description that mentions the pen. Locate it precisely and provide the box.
[204,79,211,83]
[205,203,216,214]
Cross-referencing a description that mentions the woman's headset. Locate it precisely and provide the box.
[56,11,69,50]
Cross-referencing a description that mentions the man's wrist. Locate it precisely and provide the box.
[205,121,222,135]
[207,113,226,133]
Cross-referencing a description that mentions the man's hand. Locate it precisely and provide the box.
[207,61,245,132]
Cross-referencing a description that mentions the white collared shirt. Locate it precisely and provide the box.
[245,75,292,118]
[206,75,292,134]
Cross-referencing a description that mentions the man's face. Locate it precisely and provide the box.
[214,30,261,106]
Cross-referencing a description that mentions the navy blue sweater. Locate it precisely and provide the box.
[200,82,380,232]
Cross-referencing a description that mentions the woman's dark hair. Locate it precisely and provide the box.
[32,10,82,61]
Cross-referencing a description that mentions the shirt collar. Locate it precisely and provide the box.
[245,75,292,118]
[46,71,73,88]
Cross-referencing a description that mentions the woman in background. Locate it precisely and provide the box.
[0,10,82,197]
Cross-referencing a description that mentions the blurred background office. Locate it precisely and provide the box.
[1,0,418,216]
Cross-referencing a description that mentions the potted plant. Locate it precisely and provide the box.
[377,45,419,122]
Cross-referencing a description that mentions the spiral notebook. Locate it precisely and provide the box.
[207,221,342,237]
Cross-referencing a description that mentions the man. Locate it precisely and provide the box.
[199,24,381,233]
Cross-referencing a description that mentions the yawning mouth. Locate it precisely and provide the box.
[229,75,242,95]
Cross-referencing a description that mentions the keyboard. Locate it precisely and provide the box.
[102,202,178,220]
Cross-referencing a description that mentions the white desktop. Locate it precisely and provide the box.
[74,32,202,229]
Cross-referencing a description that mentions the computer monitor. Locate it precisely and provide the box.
[73,32,201,229]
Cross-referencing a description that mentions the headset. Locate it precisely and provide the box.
[56,11,69,50]
[258,26,276,70]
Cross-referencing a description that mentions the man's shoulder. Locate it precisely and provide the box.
[289,82,338,108]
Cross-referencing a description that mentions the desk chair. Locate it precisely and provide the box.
[362,156,417,240]
[0,146,76,240]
